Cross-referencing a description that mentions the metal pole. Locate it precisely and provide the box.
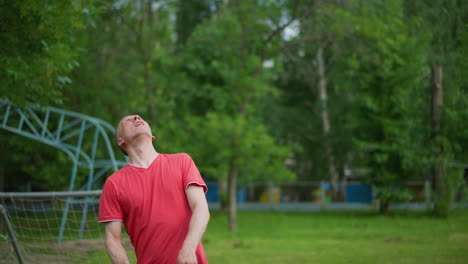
[40,110,50,138]
[98,126,120,171]
[58,120,87,243]
[0,190,102,198]
[0,205,26,264]
[17,109,25,130]
[56,113,64,140]
[2,104,11,126]
[79,128,99,239]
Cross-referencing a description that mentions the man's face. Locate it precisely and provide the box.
[117,115,153,146]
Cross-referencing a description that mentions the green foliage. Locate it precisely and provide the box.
[175,0,212,45]
[405,0,468,214]
[0,0,96,106]
[182,7,273,114]
[0,132,73,191]
[185,113,294,183]
[325,0,431,189]
[1,0,467,206]
[378,186,413,204]
[433,166,467,217]
[175,3,294,184]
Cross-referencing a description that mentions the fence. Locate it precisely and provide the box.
[205,180,467,211]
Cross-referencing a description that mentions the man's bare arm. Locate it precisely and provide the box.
[177,185,210,264]
[104,221,131,264]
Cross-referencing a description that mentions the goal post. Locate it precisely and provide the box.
[0,190,102,244]
[0,204,26,264]
[0,190,135,264]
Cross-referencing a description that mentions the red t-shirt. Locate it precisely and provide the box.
[98,153,208,264]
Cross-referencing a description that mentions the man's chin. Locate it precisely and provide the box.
[133,132,153,140]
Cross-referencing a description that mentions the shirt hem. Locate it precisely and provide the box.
[98,219,123,223]
[186,181,208,193]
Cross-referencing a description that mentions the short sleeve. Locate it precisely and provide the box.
[182,154,207,193]
[98,179,124,222]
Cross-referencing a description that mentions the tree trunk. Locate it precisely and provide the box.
[431,66,443,146]
[379,201,390,214]
[218,175,228,212]
[228,159,238,232]
[339,172,347,202]
[247,183,255,202]
[339,154,353,201]
[431,66,446,215]
[316,47,339,201]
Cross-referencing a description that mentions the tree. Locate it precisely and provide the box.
[326,0,430,213]
[180,1,294,231]
[0,0,98,191]
[0,0,96,106]
[404,0,468,217]
[278,1,345,200]
[175,0,212,45]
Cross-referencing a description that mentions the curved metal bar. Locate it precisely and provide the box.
[79,127,100,239]
[0,99,128,243]
[0,99,126,182]
[97,126,119,171]
[0,125,77,163]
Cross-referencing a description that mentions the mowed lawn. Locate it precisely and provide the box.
[203,210,468,264]
[3,210,467,264]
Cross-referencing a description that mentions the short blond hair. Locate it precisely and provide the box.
[115,118,128,156]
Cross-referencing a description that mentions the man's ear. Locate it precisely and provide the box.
[117,138,125,147]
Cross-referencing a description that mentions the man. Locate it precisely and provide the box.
[99,115,210,264]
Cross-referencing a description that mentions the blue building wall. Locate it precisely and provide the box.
[206,182,373,203]
[323,182,373,203]
[205,182,246,203]
[345,184,373,203]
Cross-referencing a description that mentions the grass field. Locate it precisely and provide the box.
[203,210,468,264]
[2,210,468,263]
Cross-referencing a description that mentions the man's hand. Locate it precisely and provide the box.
[177,185,209,264]
[176,246,197,264]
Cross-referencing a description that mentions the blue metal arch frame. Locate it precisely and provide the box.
[0,99,127,242]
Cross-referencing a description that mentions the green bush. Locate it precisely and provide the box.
[434,167,466,217]
[378,186,413,214]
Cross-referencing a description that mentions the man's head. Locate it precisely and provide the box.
[115,115,155,156]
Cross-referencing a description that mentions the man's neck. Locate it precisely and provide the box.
[127,141,159,168]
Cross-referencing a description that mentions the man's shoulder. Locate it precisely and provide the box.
[164,152,192,161]
[104,166,130,184]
